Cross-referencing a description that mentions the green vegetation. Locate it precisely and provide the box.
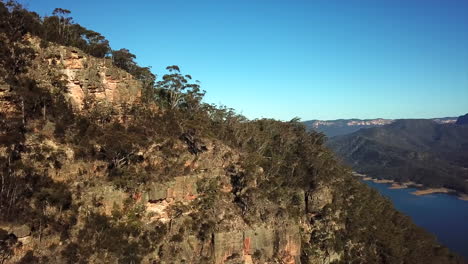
[0,1,465,263]
[314,175,462,264]
[0,0,155,95]
[329,119,468,193]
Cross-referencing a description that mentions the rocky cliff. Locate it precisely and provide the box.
[0,36,464,264]
[1,36,142,110]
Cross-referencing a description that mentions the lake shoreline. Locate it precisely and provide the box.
[353,172,468,201]
[363,179,468,258]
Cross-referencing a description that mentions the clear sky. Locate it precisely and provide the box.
[20,0,468,120]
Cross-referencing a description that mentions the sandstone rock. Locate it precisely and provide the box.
[25,36,142,110]
[214,231,244,264]
[307,186,333,212]
[213,225,301,264]
[146,200,170,223]
[277,225,302,263]
[243,255,254,264]
[147,182,169,201]
[18,236,32,245]
[145,176,199,203]
[178,235,204,262]
[169,176,198,201]
[0,84,10,91]
[10,224,31,238]
[243,226,274,257]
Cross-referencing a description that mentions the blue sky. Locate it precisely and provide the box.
[21,0,468,120]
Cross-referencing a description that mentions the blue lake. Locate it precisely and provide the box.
[364,180,468,258]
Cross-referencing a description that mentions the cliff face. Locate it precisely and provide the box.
[0,132,310,263]
[1,128,460,264]
[26,36,142,109]
[139,156,304,264]
[124,142,304,264]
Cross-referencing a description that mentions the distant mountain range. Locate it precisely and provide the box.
[303,117,457,137]
[326,115,468,194]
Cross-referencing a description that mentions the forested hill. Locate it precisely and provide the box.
[456,113,468,125]
[329,117,468,194]
[0,1,464,263]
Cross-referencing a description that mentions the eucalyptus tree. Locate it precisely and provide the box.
[155,65,205,111]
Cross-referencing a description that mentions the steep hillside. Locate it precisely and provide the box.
[0,2,465,263]
[456,114,468,126]
[8,36,142,109]
[329,118,468,194]
[303,118,456,137]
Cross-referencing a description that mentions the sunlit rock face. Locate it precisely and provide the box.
[26,36,142,110]
[213,225,301,264]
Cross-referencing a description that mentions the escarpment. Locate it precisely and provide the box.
[1,116,462,263]
[26,36,142,109]
[0,35,142,119]
[0,25,464,264]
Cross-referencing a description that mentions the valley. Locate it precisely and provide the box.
[363,179,468,258]
[303,117,456,137]
[305,117,468,195]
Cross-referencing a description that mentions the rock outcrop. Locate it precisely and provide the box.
[26,36,142,110]
[140,168,303,263]
[145,175,199,203]
[213,225,301,264]
[1,224,31,239]
[306,185,333,212]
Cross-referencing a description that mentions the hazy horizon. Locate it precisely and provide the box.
[21,0,468,121]
[304,115,462,122]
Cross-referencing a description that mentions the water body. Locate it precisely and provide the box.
[364,180,468,258]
